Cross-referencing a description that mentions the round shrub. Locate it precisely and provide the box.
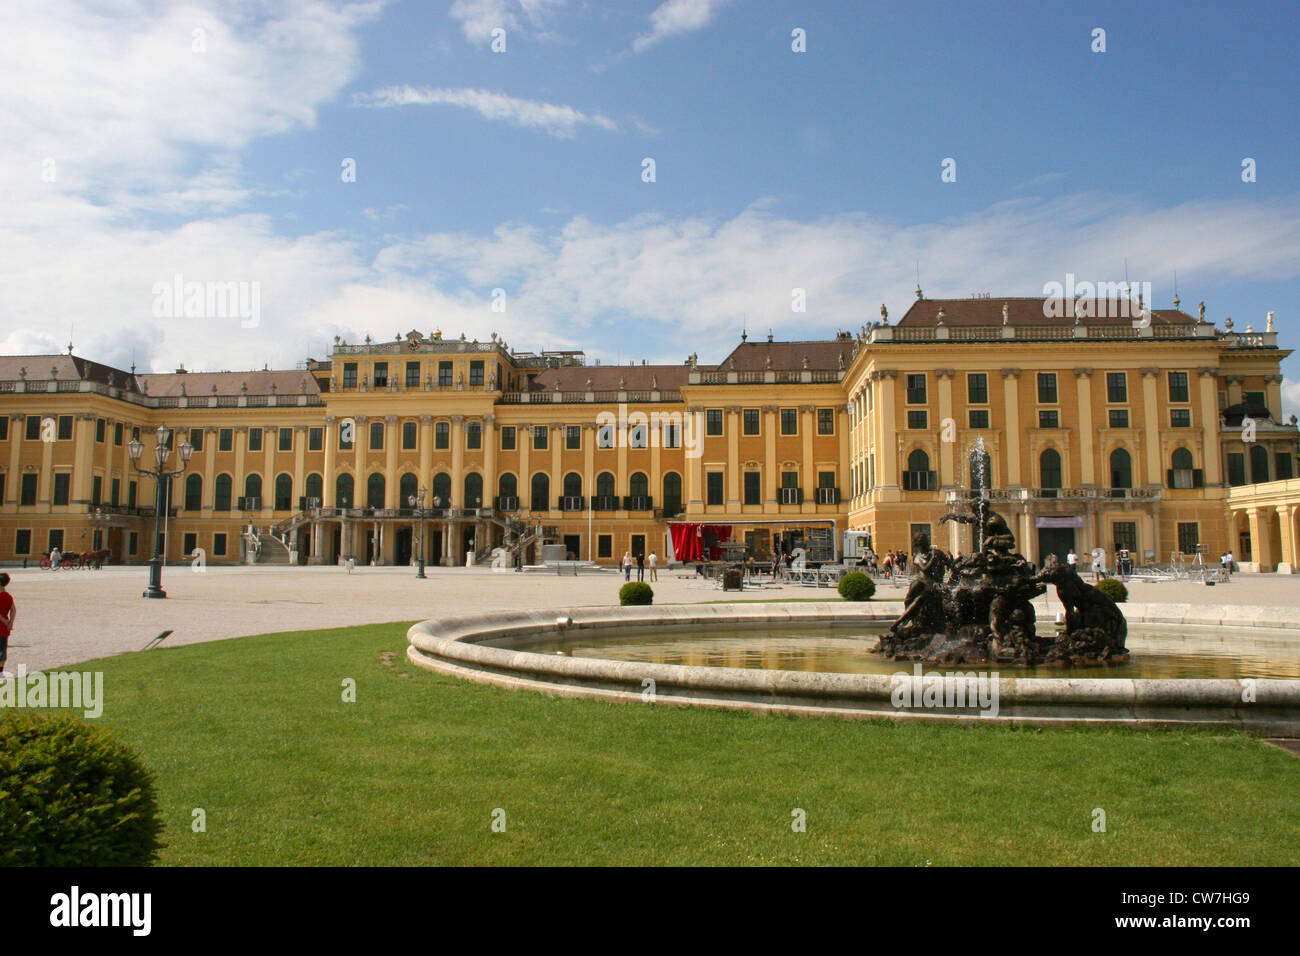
[1095,577,1128,604]
[0,711,164,866]
[619,581,654,606]
[838,572,876,602]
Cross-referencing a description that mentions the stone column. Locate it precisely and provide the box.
[685,408,704,510]
[1276,504,1296,574]
[1140,368,1162,485]
[1197,368,1222,485]
[936,371,955,488]
[550,422,563,516]
[293,425,307,507]
[726,406,740,506]
[483,413,497,507]
[1247,507,1274,572]
[384,416,398,508]
[323,417,337,506]
[1001,369,1021,486]
[800,405,815,511]
[763,405,778,504]
[353,415,367,498]
[262,423,275,519]
[1074,368,1095,485]
[451,415,465,507]
[876,372,899,488]
[419,415,433,489]
[72,414,96,505]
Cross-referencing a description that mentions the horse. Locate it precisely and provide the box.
[79,548,111,570]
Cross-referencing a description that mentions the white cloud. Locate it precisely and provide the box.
[0,0,382,212]
[354,85,618,136]
[4,192,1300,375]
[448,0,563,44]
[633,0,734,53]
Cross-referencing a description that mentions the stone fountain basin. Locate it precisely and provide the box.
[406,602,1300,736]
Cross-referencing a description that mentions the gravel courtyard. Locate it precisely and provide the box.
[5,562,1300,672]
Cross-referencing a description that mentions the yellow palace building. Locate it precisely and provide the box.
[1,296,1296,571]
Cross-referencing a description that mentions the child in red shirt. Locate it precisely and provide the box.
[0,573,15,679]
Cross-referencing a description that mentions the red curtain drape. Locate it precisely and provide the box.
[669,523,733,562]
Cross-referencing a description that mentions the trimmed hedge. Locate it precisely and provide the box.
[838,572,876,602]
[619,582,654,606]
[1095,577,1128,604]
[0,711,164,866]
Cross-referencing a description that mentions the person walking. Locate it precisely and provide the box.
[647,551,658,582]
[1067,548,1078,571]
[622,551,633,581]
[635,551,645,582]
[1091,545,1106,582]
[0,573,14,681]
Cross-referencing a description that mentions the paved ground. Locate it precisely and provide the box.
[4,563,1300,673]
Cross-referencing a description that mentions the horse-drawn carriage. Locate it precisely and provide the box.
[39,548,110,570]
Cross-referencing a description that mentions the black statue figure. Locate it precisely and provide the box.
[874,494,1127,667]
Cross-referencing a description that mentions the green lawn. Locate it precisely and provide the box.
[58,621,1300,865]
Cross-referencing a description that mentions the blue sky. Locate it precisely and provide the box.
[2,0,1299,403]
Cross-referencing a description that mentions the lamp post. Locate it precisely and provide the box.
[127,424,193,599]
[409,485,428,579]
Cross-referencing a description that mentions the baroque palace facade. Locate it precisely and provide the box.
[1,295,1297,571]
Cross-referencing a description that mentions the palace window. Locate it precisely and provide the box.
[817,408,834,435]
[566,425,580,450]
[1106,372,1127,403]
[1170,408,1191,428]
[435,422,449,449]
[1177,522,1200,555]
[907,410,927,430]
[402,421,417,450]
[438,362,453,387]
[906,374,926,404]
[25,415,41,441]
[501,426,515,450]
[743,409,760,435]
[20,474,36,507]
[1037,372,1057,404]
[279,428,292,451]
[533,425,548,450]
[706,472,724,505]
[743,471,761,505]
[470,361,484,386]
[405,361,420,388]
[967,373,988,405]
[58,416,73,440]
[1108,409,1129,428]
[1168,371,1190,403]
[1038,410,1059,429]
[368,422,383,450]
[95,418,105,442]
[248,428,262,452]
[53,473,70,506]
[342,363,357,388]
[969,409,989,429]
[781,408,797,435]
[373,362,388,388]
[706,409,723,436]
[467,422,482,449]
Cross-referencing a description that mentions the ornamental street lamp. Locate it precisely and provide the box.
[127,424,193,598]
[409,485,428,579]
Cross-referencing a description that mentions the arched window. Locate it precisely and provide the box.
[1168,447,1198,489]
[1039,449,1062,497]
[1109,448,1132,494]
[305,473,323,507]
[244,473,262,502]
[432,472,451,506]
[335,473,353,508]
[1250,445,1269,484]
[184,473,202,511]
[214,473,232,511]
[563,472,582,497]
[530,473,549,511]
[464,472,483,508]
[498,473,517,499]
[366,473,385,509]
[596,472,615,497]
[968,449,991,492]
[274,473,293,511]
[399,472,418,506]
[663,472,682,516]
[905,449,931,491]
[629,472,648,497]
